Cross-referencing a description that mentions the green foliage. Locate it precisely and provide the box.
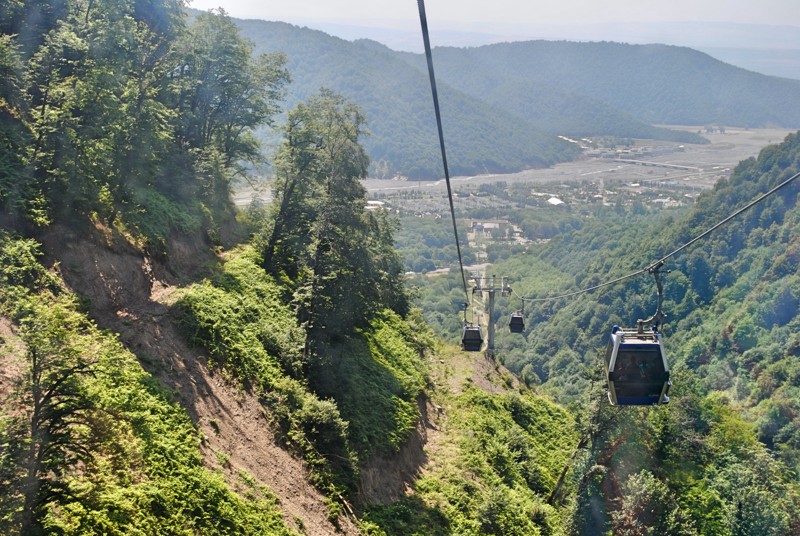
[174,250,343,477]
[406,133,800,534]
[309,310,429,456]
[171,9,289,182]
[124,188,202,250]
[393,216,470,273]
[0,36,28,208]
[176,247,303,379]
[0,2,287,242]
[612,470,696,536]
[176,246,428,497]
[0,234,296,535]
[0,231,57,295]
[261,89,409,346]
[364,386,578,535]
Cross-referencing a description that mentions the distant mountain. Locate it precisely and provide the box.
[413,41,800,129]
[232,17,800,179]
[696,46,800,81]
[235,19,580,179]
[299,19,800,80]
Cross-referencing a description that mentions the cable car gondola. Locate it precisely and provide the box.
[604,262,671,406]
[461,323,484,351]
[605,325,670,405]
[509,312,525,333]
[508,298,525,333]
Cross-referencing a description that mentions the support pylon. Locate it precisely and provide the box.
[472,275,512,359]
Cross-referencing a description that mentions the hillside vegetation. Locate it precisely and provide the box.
[0,233,296,534]
[412,132,800,533]
[231,16,800,178]
[2,2,800,535]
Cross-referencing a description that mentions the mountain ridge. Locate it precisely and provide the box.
[233,17,800,178]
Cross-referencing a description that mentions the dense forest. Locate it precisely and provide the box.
[410,132,800,534]
[1,1,800,535]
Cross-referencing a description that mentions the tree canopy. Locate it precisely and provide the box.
[260,89,409,348]
[0,3,288,245]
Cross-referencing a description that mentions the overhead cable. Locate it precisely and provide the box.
[417,0,470,302]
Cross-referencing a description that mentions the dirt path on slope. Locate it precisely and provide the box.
[40,225,359,536]
[35,223,522,532]
[0,317,26,413]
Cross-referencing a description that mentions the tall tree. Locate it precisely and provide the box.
[262,89,369,277]
[21,0,188,220]
[12,302,97,535]
[4,1,287,227]
[170,8,289,203]
[0,35,35,220]
[261,89,408,348]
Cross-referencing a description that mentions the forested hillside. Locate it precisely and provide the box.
[0,3,588,535]
[230,15,800,179]
[232,18,581,180]
[412,132,800,533]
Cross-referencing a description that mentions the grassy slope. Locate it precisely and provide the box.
[361,345,580,536]
[0,232,296,535]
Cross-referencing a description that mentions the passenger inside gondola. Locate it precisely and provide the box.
[611,346,668,399]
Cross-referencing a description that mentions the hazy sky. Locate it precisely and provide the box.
[188,0,799,28]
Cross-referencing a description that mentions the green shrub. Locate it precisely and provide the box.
[175,247,358,495]
[0,235,296,535]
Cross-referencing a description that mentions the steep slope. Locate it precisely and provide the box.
[361,346,581,535]
[0,220,584,536]
[33,224,359,535]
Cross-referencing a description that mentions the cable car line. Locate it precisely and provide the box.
[649,170,800,267]
[514,269,646,304]
[418,0,488,352]
[417,0,469,302]
[513,170,800,305]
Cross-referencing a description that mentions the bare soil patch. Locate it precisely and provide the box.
[0,317,26,413]
[356,395,432,506]
[38,224,359,536]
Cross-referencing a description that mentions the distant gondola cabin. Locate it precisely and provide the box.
[605,326,670,406]
[509,313,525,333]
[462,324,483,352]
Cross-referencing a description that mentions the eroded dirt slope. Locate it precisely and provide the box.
[38,224,359,536]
